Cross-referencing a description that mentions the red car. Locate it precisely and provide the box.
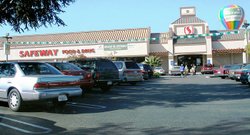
[213,65,232,79]
[201,64,214,74]
[47,62,94,91]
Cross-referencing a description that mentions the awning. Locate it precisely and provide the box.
[212,48,244,54]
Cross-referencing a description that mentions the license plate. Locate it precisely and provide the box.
[58,95,68,102]
[107,81,112,85]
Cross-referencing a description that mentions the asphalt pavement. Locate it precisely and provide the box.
[1,75,250,135]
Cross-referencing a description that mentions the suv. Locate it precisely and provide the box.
[113,61,143,85]
[47,62,94,91]
[69,58,119,92]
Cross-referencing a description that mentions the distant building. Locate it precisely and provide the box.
[0,7,249,73]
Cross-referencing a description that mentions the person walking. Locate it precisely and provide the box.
[180,64,185,78]
[190,64,196,75]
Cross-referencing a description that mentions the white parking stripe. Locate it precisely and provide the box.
[68,102,106,109]
[0,116,52,134]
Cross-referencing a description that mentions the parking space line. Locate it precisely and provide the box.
[0,116,52,134]
[67,102,106,109]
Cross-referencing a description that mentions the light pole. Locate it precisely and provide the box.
[1,33,12,62]
[242,20,250,63]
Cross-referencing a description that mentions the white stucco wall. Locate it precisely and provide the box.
[0,42,149,61]
[174,44,207,54]
[212,40,245,49]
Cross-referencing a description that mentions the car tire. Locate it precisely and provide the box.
[129,82,137,85]
[221,77,226,79]
[53,100,67,108]
[8,88,23,112]
[241,81,247,84]
[100,85,111,92]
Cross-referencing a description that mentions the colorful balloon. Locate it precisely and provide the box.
[218,5,245,30]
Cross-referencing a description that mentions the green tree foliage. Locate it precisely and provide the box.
[0,0,75,32]
[144,55,162,68]
[246,44,250,55]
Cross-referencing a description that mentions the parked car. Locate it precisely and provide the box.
[228,64,246,81]
[0,62,82,111]
[137,63,154,79]
[154,66,166,75]
[47,62,94,91]
[113,61,143,85]
[213,64,232,79]
[240,69,250,84]
[201,64,214,74]
[69,58,119,92]
[169,66,181,75]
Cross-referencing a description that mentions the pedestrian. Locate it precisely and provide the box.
[180,64,185,78]
[184,65,189,76]
[190,64,196,75]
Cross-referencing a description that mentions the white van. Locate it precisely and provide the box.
[113,61,143,85]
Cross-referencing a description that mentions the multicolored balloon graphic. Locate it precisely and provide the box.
[218,5,245,30]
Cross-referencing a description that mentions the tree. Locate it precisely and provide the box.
[0,0,75,32]
[144,55,162,68]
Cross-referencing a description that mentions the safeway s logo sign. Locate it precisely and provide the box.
[184,26,194,35]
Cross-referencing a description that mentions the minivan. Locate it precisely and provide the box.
[113,61,143,85]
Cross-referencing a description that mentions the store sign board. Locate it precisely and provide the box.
[104,44,128,51]
[184,26,195,35]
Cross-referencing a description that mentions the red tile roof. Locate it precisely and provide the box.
[1,28,151,44]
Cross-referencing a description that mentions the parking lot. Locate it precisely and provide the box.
[1,75,250,135]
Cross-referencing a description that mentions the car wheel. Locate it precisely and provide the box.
[129,82,137,85]
[100,85,111,92]
[241,81,247,84]
[8,88,23,112]
[53,100,67,108]
[221,77,226,79]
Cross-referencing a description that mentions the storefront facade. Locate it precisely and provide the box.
[0,6,249,73]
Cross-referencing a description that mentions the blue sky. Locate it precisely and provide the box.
[1,0,250,36]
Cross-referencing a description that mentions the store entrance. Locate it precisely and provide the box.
[177,55,203,71]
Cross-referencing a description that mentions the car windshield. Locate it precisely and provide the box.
[50,63,82,71]
[243,64,250,69]
[231,64,243,69]
[18,62,62,75]
[114,62,123,69]
[125,62,140,69]
[154,67,162,70]
[223,65,232,69]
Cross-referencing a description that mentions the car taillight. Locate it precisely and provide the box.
[94,72,100,79]
[140,69,146,73]
[224,70,229,74]
[34,82,49,89]
[34,81,80,89]
[86,73,92,79]
[235,71,242,75]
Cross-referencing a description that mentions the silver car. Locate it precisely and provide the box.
[0,62,82,111]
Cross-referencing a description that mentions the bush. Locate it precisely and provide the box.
[153,72,160,78]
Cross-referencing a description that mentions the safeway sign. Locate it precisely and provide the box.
[184,26,195,35]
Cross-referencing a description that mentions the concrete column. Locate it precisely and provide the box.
[168,55,174,74]
[207,54,213,64]
[243,52,247,63]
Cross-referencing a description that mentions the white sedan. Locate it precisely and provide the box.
[154,67,166,75]
[0,62,82,111]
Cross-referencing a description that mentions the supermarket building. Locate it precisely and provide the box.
[0,7,249,73]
